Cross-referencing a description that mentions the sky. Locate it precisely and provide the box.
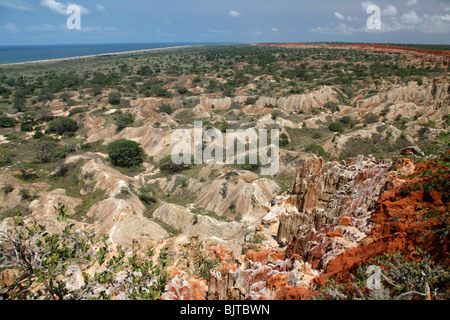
[0,0,449,46]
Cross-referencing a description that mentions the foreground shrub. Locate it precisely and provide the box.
[0,204,169,300]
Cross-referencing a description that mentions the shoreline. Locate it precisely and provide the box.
[0,44,207,67]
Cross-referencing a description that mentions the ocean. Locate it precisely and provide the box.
[0,42,214,65]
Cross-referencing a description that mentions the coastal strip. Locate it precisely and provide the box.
[0,44,205,67]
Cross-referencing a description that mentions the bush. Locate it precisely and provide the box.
[108,92,121,105]
[36,109,54,122]
[323,101,338,112]
[20,123,34,132]
[68,107,88,117]
[108,139,144,168]
[305,143,326,157]
[220,122,230,133]
[35,140,57,163]
[364,113,380,125]
[328,122,344,133]
[158,155,189,175]
[157,103,174,115]
[138,185,157,204]
[352,250,450,300]
[280,133,290,147]
[176,86,189,95]
[245,97,257,105]
[47,117,78,135]
[137,66,153,76]
[0,116,16,128]
[339,116,351,125]
[115,112,134,132]
[1,184,13,194]
[0,204,170,300]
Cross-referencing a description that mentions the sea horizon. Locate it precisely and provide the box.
[0,42,235,66]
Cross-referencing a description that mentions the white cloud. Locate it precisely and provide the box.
[95,4,105,12]
[28,23,66,32]
[40,0,90,15]
[0,0,33,10]
[402,11,421,24]
[272,27,279,32]
[311,23,356,35]
[228,10,241,18]
[382,5,397,16]
[420,14,450,33]
[334,11,345,20]
[407,0,418,6]
[314,2,450,35]
[0,22,19,33]
[346,16,360,22]
[361,1,375,10]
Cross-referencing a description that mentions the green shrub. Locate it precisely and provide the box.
[108,139,144,168]
[364,113,380,125]
[176,86,189,95]
[328,122,344,133]
[138,185,157,204]
[199,258,221,281]
[35,140,57,163]
[137,66,153,76]
[108,92,121,105]
[340,137,379,159]
[305,143,326,157]
[68,107,88,117]
[323,101,338,112]
[48,117,78,135]
[1,184,13,194]
[0,116,16,128]
[245,97,257,105]
[20,123,34,132]
[32,131,45,139]
[158,155,189,174]
[0,204,170,300]
[339,116,351,125]
[157,103,174,115]
[115,112,134,132]
[354,250,449,300]
[280,133,290,147]
[220,122,230,133]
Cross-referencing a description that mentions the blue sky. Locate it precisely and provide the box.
[0,0,449,45]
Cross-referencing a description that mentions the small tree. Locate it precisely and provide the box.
[305,143,326,157]
[364,113,380,125]
[329,122,344,133]
[157,103,174,115]
[35,140,56,163]
[108,139,144,168]
[158,155,189,175]
[108,92,121,106]
[115,112,134,132]
[0,116,17,128]
[48,117,78,135]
